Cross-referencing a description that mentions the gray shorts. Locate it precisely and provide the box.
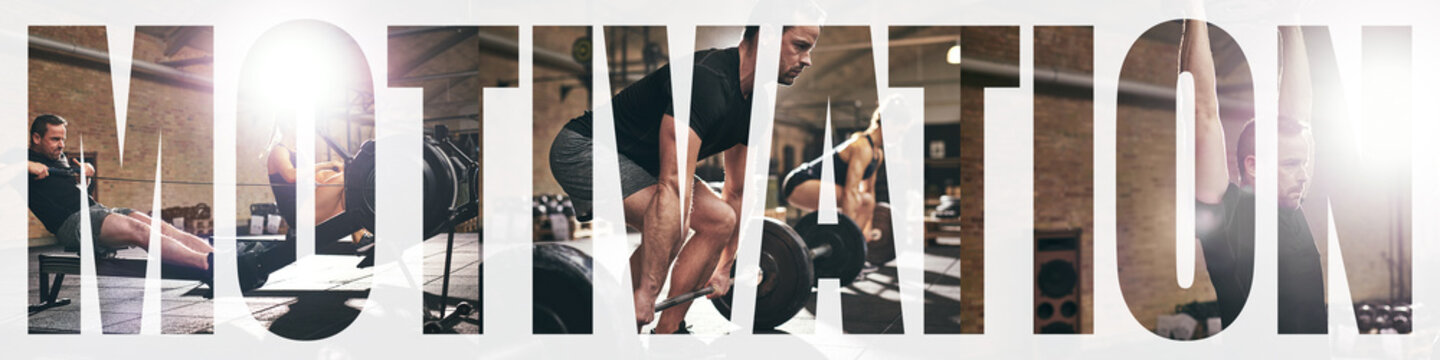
[549,128,660,218]
[56,204,133,253]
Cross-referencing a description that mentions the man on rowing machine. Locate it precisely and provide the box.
[26,114,215,278]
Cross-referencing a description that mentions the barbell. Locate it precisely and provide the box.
[518,210,879,333]
[672,210,877,330]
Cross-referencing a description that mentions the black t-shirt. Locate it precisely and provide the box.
[1196,184,1326,333]
[564,47,752,175]
[28,148,93,234]
[1276,204,1327,333]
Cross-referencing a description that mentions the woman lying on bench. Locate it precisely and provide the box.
[265,134,372,245]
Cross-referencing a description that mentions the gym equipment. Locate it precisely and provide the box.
[311,136,375,252]
[707,212,870,330]
[791,212,869,286]
[28,234,286,312]
[422,125,480,240]
[532,243,594,334]
[423,302,474,334]
[421,125,484,334]
[867,202,896,265]
[31,132,419,314]
[504,207,873,333]
[1392,304,1412,334]
[654,286,716,313]
[1356,303,1376,333]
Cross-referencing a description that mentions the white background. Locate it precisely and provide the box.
[0,0,1437,358]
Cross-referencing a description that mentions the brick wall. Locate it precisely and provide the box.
[1116,23,1249,332]
[28,26,213,240]
[532,26,594,197]
[1033,26,1095,334]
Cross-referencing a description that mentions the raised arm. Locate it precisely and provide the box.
[1278,27,1311,128]
[1183,19,1230,204]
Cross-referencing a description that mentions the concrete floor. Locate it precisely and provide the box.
[27,246,216,334]
[27,243,373,337]
[421,232,482,334]
[27,231,965,336]
[417,232,965,335]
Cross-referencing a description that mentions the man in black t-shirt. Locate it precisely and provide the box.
[549,26,822,333]
[27,114,214,276]
[1189,22,1326,333]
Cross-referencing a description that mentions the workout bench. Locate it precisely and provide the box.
[29,235,286,313]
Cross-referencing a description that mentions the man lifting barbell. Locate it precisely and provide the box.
[548,25,822,334]
[654,210,872,330]
[26,114,215,277]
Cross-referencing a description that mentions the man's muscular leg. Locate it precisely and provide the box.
[621,183,685,328]
[98,214,211,270]
[126,212,214,254]
[653,180,735,334]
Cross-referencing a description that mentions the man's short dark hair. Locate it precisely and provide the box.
[31,114,66,138]
[744,26,760,41]
[742,25,795,42]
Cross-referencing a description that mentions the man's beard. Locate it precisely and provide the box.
[779,66,803,85]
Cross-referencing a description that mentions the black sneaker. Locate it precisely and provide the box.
[202,252,215,288]
[649,321,692,334]
[236,242,271,291]
[356,233,375,268]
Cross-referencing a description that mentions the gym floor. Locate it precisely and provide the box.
[419,232,962,335]
[26,244,373,337]
[26,232,963,335]
[27,245,216,334]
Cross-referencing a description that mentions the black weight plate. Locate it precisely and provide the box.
[867,202,897,265]
[710,218,814,330]
[421,137,458,239]
[793,211,867,286]
[344,140,378,233]
[533,243,593,334]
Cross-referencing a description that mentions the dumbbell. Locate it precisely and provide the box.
[423,302,474,334]
[1356,303,1376,333]
[1392,304,1412,334]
